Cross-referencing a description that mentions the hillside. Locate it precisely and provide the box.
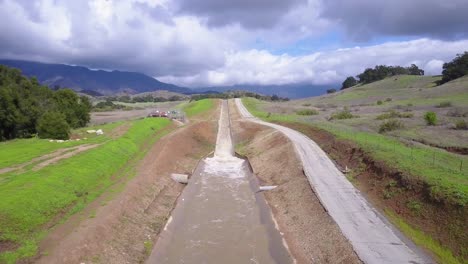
[0,59,192,95]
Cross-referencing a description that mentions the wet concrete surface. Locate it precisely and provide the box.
[147,100,292,264]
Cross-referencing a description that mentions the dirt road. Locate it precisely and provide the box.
[235,98,432,264]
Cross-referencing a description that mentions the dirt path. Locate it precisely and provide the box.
[35,118,218,263]
[0,145,94,174]
[230,100,361,264]
[32,144,101,171]
[235,99,432,264]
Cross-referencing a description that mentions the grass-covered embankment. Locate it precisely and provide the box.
[241,97,467,263]
[181,99,215,117]
[0,118,172,263]
[0,122,122,169]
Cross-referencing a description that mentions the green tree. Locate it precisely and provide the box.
[439,52,468,84]
[342,76,357,89]
[36,111,70,140]
[408,64,424,75]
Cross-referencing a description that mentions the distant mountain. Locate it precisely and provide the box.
[195,83,337,99]
[0,59,192,95]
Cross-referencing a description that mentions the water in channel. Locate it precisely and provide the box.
[146,100,293,264]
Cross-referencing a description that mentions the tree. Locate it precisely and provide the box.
[53,89,90,128]
[0,65,91,141]
[342,76,357,89]
[408,64,424,76]
[439,52,468,84]
[36,111,70,140]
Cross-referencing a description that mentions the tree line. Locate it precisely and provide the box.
[0,65,91,141]
[190,90,289,102]
[341,52,468,89]
[342,64,424,89]
[106,94,186,103]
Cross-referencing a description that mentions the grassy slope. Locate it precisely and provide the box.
[0,118,172,263]
[0,122,122,169]
[309,75,468,106]
[242,76,468,262]
[181,99,215,117]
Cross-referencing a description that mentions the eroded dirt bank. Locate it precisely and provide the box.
[229,101,361,264]
[35,118,217,263]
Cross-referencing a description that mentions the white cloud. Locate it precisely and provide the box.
[0,0,467,88]
[159,38,468,87]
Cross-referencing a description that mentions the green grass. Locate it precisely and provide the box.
[385,210,462,264]
[0,118,171,263]
[182,99,215,117]
[242,97,468,206]
[0,122,123,169]
[242,97,298,122]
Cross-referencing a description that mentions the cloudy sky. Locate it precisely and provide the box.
[1,0,468,87]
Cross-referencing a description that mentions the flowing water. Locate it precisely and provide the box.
[147,100,293,264]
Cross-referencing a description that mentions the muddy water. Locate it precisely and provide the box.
[147,100,292,264]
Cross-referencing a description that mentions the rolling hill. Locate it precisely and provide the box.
[0,59,192,95]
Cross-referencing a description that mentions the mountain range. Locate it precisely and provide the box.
[0,59,334,99]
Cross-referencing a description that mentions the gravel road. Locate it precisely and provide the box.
[235,98,432,264]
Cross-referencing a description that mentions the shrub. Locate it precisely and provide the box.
[377,100,383,105]
[379,119,404,133]
[330,107,357,120]
[36,111,70,139]
[406,200,422,214]
[296,109,319,115]
[327,88,337,94]
[454,120,468,130]
[376,110,413,120]
[385,98,392,102]
[424,111,437,126]
[302,103,311,107]
[436,101,452,108]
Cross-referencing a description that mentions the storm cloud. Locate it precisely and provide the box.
[0,0,467,87]
[174,0,307,29]
[320,0,468,40]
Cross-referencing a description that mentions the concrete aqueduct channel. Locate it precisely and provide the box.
[147,100,293,264]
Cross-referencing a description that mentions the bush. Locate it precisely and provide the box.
[436,101,452,108]
[377,100,383,105]
[376,110,413,120]
[385,98,392,102]
[424,111,437,126]
[379,119,404,133]
[302,103,311,107]
[454,120,468,130]
[330,107,357,120]
[36,111,70,139]
[327,88,337,94]
[296,109,319,115]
